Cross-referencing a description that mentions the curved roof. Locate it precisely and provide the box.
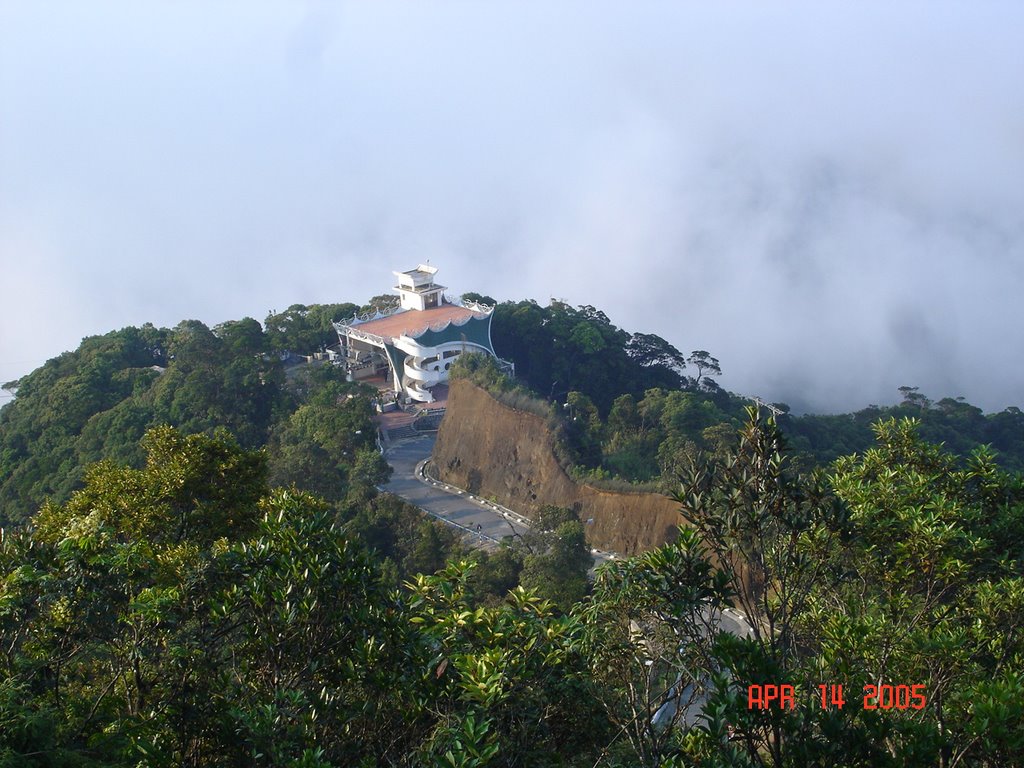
[352,304,485,342]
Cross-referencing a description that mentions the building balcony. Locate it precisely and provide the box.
[404,357,445,385]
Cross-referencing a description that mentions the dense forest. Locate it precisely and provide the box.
[480,297,1024,484]
[1,296,1022,765]
[2,412,1021,766]
[4,296,1022,525]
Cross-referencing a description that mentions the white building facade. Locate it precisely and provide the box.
[334,265,504,403]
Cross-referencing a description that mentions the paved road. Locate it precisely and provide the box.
[383,434,532,549]
[383,434,617,564]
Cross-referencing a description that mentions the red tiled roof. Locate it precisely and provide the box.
[352,305,481,340]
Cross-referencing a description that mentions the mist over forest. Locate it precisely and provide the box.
[3,3,1024,414]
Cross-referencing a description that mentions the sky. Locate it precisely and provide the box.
[2,1,1023,414]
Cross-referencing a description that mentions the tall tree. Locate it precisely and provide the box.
[516,505,593,611]
[672,406,849,766]
[627,333,688,375]
[686,350,722,389]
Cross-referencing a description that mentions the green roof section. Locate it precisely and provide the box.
[409,315,493,353]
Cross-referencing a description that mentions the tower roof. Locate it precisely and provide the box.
[352,304,485,342]
[393,264,439,290]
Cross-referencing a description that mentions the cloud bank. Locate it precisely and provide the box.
[2,2,1022,413]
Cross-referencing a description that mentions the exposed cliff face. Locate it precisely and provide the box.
[431,380,682,556]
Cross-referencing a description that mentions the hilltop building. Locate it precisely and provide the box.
[334,264,507,404]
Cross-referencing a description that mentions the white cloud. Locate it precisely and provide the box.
[1,1,1022,412]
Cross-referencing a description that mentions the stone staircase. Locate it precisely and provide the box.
[375,405,446,446]
[413,411,445,431]
[386,424,418,441]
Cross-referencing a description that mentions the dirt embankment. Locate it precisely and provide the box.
[431,380,683,556]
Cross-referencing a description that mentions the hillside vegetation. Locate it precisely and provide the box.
[471,299,1024,485]
[1,411,1021,766]
[1,296,1022,765]
[4,297,1021,525]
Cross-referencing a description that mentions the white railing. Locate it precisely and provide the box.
[404,358,444,385]
[344,304,404,325]
[403,378,435,403]
[460,299,496,315]
[336,325,388,347]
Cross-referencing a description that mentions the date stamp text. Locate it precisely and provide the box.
[747,684,927,710]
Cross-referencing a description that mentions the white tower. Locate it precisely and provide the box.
[393,264,446,311]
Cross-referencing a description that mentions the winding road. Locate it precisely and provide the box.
[383,433,617,562]
[383,434,532,549]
